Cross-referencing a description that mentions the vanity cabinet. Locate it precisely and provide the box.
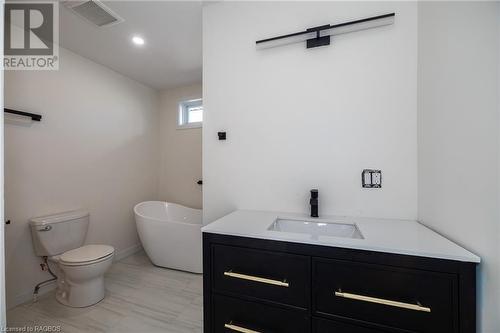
[203,233,477,333]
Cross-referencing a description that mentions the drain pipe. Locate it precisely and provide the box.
[33,256,57,302]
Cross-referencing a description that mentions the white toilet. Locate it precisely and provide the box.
[30,210,115,307]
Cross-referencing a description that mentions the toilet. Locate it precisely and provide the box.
[30,210,115,307]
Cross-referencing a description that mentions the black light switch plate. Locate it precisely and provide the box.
[362,169,382,188]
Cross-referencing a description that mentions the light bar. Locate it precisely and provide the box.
[256,13,395,50]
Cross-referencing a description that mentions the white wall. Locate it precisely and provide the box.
[417,2,500,332]
[4,48,160,308]
[158,83,203,209]
[203,1,418,223]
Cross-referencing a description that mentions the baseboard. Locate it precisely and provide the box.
[8,244,142,310]
[114,243,143,262]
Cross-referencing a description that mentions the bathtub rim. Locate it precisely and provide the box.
[134,201,202,226]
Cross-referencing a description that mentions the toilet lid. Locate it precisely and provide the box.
[60,245,114,264]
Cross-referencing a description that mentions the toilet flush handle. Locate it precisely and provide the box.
[37,225,52,232]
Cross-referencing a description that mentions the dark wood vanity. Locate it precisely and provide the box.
[203,233,477,333]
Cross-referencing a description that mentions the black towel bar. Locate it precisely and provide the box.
[4,108,42,121]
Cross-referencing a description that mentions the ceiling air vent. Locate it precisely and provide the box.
[63,1,124,27]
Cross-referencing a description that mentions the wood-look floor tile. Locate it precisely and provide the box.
[7,251,203,333]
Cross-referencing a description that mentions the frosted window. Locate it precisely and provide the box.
[178,99,203,128]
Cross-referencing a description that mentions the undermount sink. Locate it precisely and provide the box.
[268,218,364,239]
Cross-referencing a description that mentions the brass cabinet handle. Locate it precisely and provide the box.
[334,291,431,313]
[224,271,289,287]
[224,323,261,333]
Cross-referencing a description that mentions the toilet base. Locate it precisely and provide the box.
[53,254,113,308]
[55,275,106,308]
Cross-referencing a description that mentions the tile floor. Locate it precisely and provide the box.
[7,251,203,332]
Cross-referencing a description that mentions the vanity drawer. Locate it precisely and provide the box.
[313,258,457,332]
[212,244,310,308]
[213,294,310,333]
[313,318,399,333]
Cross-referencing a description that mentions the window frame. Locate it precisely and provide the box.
[178,98,203,129]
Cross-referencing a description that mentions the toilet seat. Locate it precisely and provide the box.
[60,245,114,266]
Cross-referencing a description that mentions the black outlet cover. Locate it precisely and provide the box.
[362,169,382,188]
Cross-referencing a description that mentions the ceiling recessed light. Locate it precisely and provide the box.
[132,36,145,46]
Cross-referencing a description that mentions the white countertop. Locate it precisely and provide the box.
[201,210,480,263]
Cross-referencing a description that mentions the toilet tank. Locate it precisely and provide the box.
[30,210,89,257]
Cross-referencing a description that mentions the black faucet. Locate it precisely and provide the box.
[310,189,319,217]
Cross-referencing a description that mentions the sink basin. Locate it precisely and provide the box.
[268,218,363,239]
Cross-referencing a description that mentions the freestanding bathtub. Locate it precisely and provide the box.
[134,201,202,273]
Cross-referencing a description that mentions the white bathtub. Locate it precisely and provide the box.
[134,201,202,273]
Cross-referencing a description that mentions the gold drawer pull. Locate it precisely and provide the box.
[224,271,289,287]
[335,291,431,313]
[224,323,261,333]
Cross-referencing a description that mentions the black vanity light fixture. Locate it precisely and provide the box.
[256,13,395,49]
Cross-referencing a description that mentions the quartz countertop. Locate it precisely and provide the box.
[201,210,480,263]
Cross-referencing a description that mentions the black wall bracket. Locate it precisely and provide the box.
[306,25,331,49]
